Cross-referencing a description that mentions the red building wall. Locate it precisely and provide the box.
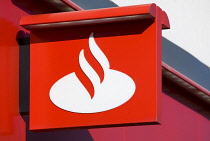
[90,92,210,141]
[0,1,209,141]
[0,0,27,140]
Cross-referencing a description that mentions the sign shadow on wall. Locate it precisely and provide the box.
[21,115,94,141]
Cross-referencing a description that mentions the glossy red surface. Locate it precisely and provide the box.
[20,4,156,30]
[1,1,210,141]
[28,5,163,130]
[161,11,170,29]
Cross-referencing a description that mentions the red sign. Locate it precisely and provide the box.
[21,4,169,130]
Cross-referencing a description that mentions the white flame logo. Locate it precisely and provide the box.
[49,33,136,113]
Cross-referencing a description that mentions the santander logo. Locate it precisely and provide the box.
[49,33,136,113]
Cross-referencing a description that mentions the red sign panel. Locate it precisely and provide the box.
[21,4,169,130]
